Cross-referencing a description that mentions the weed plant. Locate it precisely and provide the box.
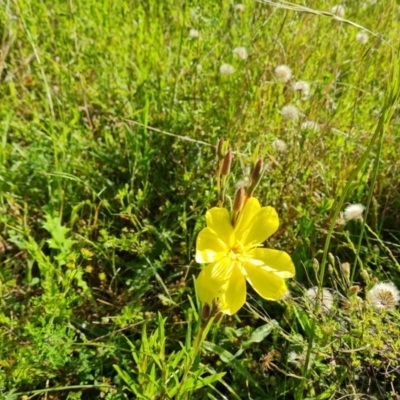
[1,0,400,399]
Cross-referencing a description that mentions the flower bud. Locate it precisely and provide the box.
[328,253,335,266]
[210,299,221,316]
[360,268,369,283]
[221,149,233,175]
[348,285,360,296]
[214,312,224,324]
[341,262,350,281]
[251,158,263,181]
[201,304,211,321]
[312,258,319,273]
[233,187,245,212]
[247,158,264,197]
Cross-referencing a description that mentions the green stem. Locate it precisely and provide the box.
[174,317,214,400]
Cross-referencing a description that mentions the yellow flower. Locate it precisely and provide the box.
[195,197,295,315]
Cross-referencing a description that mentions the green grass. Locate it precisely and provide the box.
[1,0,400,398]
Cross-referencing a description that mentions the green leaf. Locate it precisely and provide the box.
[293,305,313,337]
[203,341,235,363]
[203,341,264,392]
[241,324,273,349]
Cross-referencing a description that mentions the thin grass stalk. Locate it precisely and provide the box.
[298,46,400,400]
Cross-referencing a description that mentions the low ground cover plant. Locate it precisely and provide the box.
[1,0,400,399]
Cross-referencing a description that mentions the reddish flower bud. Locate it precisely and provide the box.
[247,158,264,197]
[251,158,263,181]
[201,304,211,321]
[221,149,233,175]
[214,312,224,324]
[233,187,245,212]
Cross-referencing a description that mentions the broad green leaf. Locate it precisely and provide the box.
[241,324,273,349]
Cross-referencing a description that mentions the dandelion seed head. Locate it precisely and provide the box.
[344,203,365,221]
[331,4,345,17]
[233,46,248,60]
[189,28,200,39]
[361,0,377,9]
[272,139,288,152]
[293,80,310,97]
[281,105,299,121]
[288,350,315,370]
[220,63,235,75]
[301,120,320,132]
[274,65,292,82]
[234,4,245,12]
[368,282,400,310]
[306,286,334,312]
[235,176,250,189]
[356,31,369,44]
[288,351,301,364]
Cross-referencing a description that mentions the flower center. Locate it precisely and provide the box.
[229,241,244,259]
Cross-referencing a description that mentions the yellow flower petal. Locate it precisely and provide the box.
[218,263,246,315]
[234,197,261,243]
[244,248,295,278]
[244,262,288,300]
[205,207,234,247]
[195,227,229,263]
[242,206,279,247]
[196,257,233,305]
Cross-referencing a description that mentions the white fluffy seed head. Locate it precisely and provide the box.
[368,282,400,311]
[288,351,302,364]
[293,80,310,97]
[219,63,235,75]
[344,204,365,221]
[331,4,345,17]
[235,176,250,189]
[301,120,320,132]
[189,28,200,38]
[355,31,369,44]
[281,105,299,121]
[274,65,292,82]
[234,3,245,12]
[272,139,288,153]
[306,287,334,312]
[361,0,377,9]
[288,349,315,370]
[233,47,248,60]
